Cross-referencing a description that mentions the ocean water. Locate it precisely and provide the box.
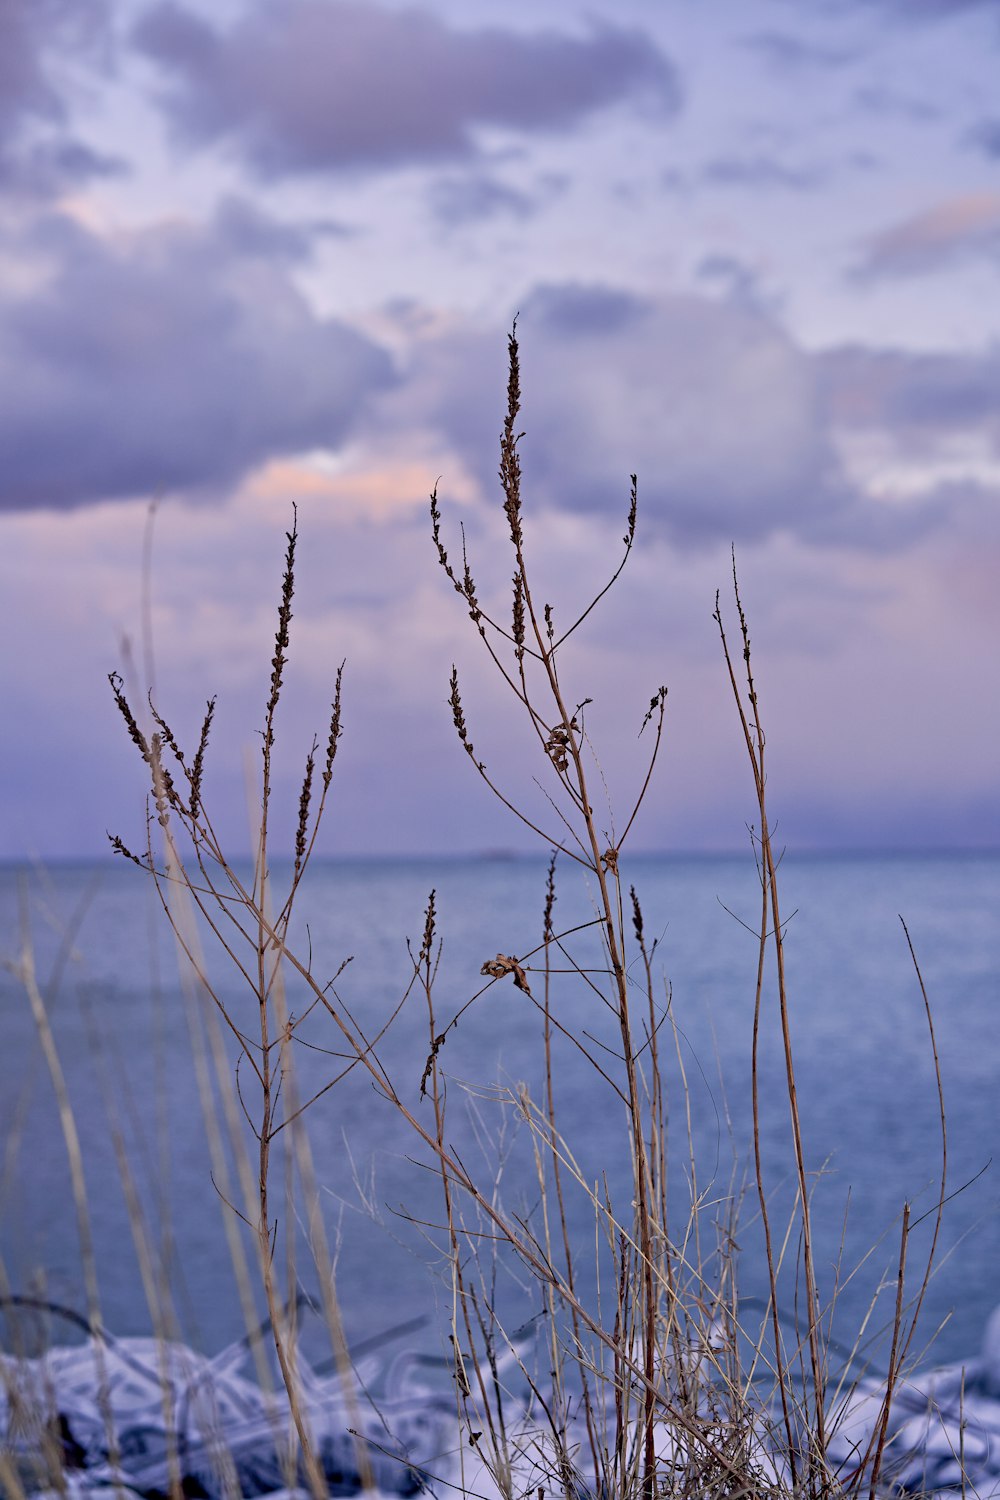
[1,850,998,1375]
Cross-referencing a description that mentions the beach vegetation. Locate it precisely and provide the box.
[1,327,948,1500]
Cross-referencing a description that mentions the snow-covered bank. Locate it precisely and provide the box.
[5,1308,1000,1499]
[1,1316,448,1499]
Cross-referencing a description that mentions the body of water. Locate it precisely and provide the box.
[1,850,997,1376]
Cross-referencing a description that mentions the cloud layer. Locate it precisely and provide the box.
[0,0,117,193]
[0,204,394,511]
[398,285,879,549]
[0,0,996,858]
[854,194,1000,280]
[135,0,681,177]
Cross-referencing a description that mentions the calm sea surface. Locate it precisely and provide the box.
[1,851,998,1372]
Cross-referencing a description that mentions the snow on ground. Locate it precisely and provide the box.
[6,1307,1000,1498]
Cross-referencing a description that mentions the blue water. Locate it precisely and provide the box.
[1,852,997,1374]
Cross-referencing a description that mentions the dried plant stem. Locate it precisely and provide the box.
[8,887,122,1487]
[715,559,829,1491]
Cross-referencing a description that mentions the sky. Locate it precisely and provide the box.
[1,0,999,860]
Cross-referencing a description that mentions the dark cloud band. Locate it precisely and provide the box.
[0,205,394,512]
[134,0,681,177]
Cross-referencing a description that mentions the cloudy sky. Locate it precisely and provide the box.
[2,0,998,860]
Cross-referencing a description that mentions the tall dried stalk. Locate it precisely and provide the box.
[714,556,947,1500]
[426,325,776,1499]
[109,511,352,1500]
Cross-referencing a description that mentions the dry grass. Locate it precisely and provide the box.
[1,326,949,1500]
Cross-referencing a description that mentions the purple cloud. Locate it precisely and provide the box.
[968,117,1000,158]
[0,205,394,512]
[821,344,1000,438]
[742,30,858,70]
[427,172,539,228]
[0,0,73,132]
[702,154,825,192]
[695,254,768,305]
[407,283,853,548]
[853,83,941,123]
[661,154,827,199]
[0,0,118,194]
[851,194,1000,280]
[392,283,1000,555]
[0,137,125,196]
[870,0,1000,14]
[211,193,355,258]
[133,0,681,177]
